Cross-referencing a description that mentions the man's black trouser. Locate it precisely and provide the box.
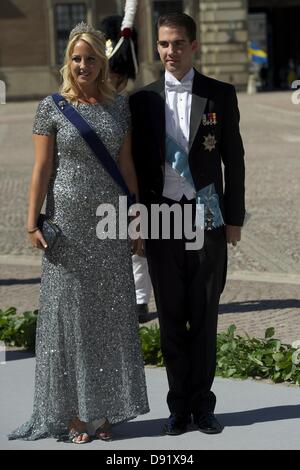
[145,196,227,416]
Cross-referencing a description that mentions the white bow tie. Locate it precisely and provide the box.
[165,80,192,93]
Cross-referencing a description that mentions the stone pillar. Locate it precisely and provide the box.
[135,0,160,87]
[198,0,249,90]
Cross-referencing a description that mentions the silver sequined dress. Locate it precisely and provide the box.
[8,95,149,441]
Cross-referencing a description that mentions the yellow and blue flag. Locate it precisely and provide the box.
[248,41,268,64]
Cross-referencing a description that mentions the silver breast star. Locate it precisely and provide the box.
[203,133,217,152]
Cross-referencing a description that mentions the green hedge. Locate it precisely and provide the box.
[1,307,299,385]
[0,307,37,351]
[216,324,300,385]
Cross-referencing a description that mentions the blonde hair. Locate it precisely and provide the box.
[60,31,115,104]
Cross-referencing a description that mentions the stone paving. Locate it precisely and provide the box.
[0,91,299,344]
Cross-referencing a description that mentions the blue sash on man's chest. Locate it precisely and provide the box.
[165,134,224,230]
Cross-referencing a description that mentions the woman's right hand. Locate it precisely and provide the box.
[28,230,48,250]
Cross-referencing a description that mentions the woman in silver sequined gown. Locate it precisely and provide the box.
[8,24,149,442]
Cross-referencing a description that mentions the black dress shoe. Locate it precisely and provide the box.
[163,414,191,436]
[193,413,224,434]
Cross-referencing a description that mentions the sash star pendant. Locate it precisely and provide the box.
[203,133,217,152]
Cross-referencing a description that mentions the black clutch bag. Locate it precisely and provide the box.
[37,214,62,250]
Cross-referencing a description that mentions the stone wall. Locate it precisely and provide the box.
[198,0,249,89]
[0,0,49,67]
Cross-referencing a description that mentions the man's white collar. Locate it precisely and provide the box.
[165,67,194,85]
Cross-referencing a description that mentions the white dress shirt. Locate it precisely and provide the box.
[163,68,195,201]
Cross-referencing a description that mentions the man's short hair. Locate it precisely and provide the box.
[157,12,197,43]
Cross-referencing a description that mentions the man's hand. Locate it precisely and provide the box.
[226,225,241,246]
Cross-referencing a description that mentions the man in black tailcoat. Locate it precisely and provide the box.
[129,12,245,435]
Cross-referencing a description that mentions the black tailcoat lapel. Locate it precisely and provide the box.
[189,71,207,152]
[145,77,165,161]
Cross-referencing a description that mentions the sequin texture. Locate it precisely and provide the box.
[8,95,149,441]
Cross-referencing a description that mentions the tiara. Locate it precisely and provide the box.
[69,22,105,40]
